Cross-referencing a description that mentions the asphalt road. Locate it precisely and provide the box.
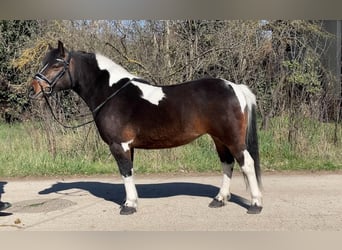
[0,172,341,231]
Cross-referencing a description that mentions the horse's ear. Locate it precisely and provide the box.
[48,44,53,50]
[57,40,65,57]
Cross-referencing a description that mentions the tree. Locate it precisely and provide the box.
[0,20,41,122]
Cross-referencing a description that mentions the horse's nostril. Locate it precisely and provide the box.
[28,85,42,99]
[28,89,36,99]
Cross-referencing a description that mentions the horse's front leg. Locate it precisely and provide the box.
[110,143,138,215]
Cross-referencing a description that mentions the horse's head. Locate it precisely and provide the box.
[30,40,73,99]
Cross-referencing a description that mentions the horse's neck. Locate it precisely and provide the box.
[73,62,114,112]
[78,83,117,114]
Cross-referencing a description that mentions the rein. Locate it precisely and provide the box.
[92,79,132,115]
[43,94,95,129]
[41,78,132,129]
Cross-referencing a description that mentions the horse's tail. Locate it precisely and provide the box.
[240,85,262,189]
[247,102,262,189]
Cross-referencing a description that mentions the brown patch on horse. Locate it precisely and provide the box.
[31,78,49,95]
[190,114,209,135]
[68,56,75,75]
[121,124,137,141]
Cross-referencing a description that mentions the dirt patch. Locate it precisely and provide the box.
[6,198,76,213]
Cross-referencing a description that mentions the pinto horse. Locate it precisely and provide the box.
[30,41,263,215]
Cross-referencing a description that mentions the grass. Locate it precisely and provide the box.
[0,116,341,177]
[258,116,342,171]
[0,121,221,177]
[0,122,112,176]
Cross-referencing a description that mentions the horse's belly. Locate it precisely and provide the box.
[134,132,202,149]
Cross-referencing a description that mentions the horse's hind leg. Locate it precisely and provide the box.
[209,137,235,208]
[210,137,262,213]
[235,149,263,214]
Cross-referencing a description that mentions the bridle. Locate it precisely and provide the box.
[30,52,73,99]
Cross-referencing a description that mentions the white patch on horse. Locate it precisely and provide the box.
[122,175,138,208]
[223,80,256,113]
[121,139,134,152]
[131,80,166,105]
[95,54,136,86]
[240,150,263,207]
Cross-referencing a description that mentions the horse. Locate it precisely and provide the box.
[30,41,263,215]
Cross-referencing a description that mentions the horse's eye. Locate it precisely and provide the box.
[52,58,65,68]
[52,63,62,68]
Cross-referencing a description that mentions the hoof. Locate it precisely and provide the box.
[209,198,225,208]
[120,205,137,215]
[247,204,262,214]
[0,202,11,211]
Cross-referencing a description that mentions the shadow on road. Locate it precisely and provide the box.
[0,181,13,216]
[38,181,250,210]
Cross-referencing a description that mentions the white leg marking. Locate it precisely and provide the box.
[241,150,263,207]
[121,139,134,152]
[122,175,138,208]
[216,162,234,202]
[95,54,136,86]
[131,80,165,105]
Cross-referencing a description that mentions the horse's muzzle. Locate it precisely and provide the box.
[29,78,52,99]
